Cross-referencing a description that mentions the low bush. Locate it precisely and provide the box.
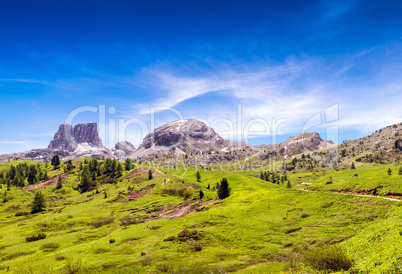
[162,186,192,199]
[93,248,110,254]
[1,251,35,261]
[55,253,67,260]
[156,263,172,273]
[109,239,115,243]
[15,211,29,217]
[61,259,82,274]
[303,245,353,271]
[88,217,114,228]
[40,242,60,252]
[26,233,46,242]
[141,257,152,266]
[119,217,144,226]
[192,244,203,252]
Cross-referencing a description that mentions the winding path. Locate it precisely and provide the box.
[299,189,402,202]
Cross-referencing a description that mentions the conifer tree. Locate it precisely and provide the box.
[217,178,231,199]
[196,171,201,182]
[388,167,392,176]
[125,158,133,171]
[78,168,92,193]
[31,191,46,214]
[27,165,38,185]
[116,163,123,178]
[51,155,60,169]
[199,189,204,200]
[148,169,153,180]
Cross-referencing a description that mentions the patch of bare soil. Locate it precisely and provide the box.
[124,168,148,179]
[125,168,164,179]
[23,173,68,191]
[129,184,156,200]
[158,198,219,219]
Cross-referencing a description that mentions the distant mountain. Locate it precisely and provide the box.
[253,132,334,161]
[135,119,235,157]
[0,122,136,164]
[2,119,399,166]
[48,122,103,151]
[337,122,402,166]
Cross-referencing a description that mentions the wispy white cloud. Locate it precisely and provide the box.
[19,132,55,138]
[0,141,26,144]
[131,43,402,139]
[0,78,50,84]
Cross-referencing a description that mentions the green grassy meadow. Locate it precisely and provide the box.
[0,159,401,273]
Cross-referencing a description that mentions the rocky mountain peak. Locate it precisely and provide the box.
[48,122,103,152]
[137,119,230,155]
[280,132,331,155]
[114,141,137,154]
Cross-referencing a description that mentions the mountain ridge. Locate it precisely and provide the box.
[1,119,399,165]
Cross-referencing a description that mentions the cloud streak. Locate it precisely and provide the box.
[132,43,402,138]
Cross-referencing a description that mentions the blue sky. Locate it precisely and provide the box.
[1,0,402,153]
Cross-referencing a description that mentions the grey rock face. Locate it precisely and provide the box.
[48,122,102,151]
[114,141,137,155]
[137,119,231,156]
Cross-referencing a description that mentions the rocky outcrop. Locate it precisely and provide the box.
[114,141,137,155]
[72,122,102,147]
[48,122,102,152]
[255,132,333,160]
[281,132,330,155]
[135,119,231,157]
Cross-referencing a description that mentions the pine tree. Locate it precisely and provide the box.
[399,167,402,175]
[27,165,38,185]
[196,171,201,182]
[125,158,133,171]
[31,191,46,214]
[351,162,356,169]
[78,168,92,193]
[332,161,338,170]
[199,190,204,200]
[51,155,60,170]
[67,160,73,172]
[207,183,210,190]
[148,169,153,180]
[217,178,231,199]
[104,191,107,199]
[286,180,292,188]
[116,163,123,178]
[388,167,392,176]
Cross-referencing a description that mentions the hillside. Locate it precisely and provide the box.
[1,122,402,272]
[0,156,401,273]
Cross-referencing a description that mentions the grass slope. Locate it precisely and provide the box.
[0,160,400,273]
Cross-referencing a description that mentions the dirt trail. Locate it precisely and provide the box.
[129,184,156,200]
[158,198,219,219]
[300,189,402,202]
[23,173,68,191]
[125,168,164,179]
